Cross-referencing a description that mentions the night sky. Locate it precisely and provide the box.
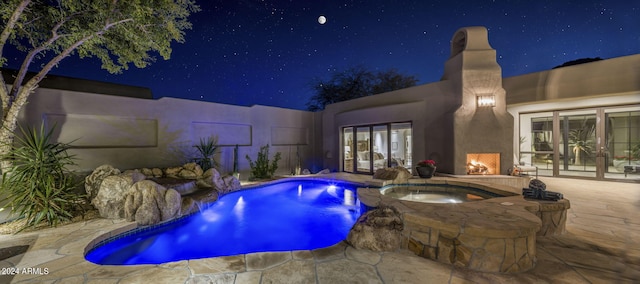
[5,0,640,110]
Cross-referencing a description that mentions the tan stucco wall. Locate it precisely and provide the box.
[17,89,320,176]
[321,81,457,173]
[504,54,640,106]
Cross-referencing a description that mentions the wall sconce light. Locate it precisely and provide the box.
[477,94,496,107]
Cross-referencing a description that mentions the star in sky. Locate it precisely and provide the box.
[4,0,639,110]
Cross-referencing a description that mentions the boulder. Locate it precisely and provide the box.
[199,168,225,189]
[316,168,331,175]
[183,162,204,177]
[178,169,198,179]
[151,168,163,177]
[124,180,182,226]
[92,172,145,219]
[302,169,311,175]
[220,175,242,194]
[84,164,121,202]
[373,167,412,183]
[140,168,154,177]
[180,197,199,216]
[165,166,182,178]
[197,168,241,195]
[347,206,404,251]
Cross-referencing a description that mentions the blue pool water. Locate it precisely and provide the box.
[85,179,362,265]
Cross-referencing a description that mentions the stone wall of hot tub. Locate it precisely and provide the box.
[356,181,546,273]
[532,199,570,236]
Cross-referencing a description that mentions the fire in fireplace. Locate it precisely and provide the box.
[466,153,500,175]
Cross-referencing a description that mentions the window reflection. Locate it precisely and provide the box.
[356,127,371,172]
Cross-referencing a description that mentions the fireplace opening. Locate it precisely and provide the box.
[467,153,500,175]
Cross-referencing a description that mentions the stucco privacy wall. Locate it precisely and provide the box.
[17,88,319,175]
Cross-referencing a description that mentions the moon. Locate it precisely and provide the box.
[318,15,327,25]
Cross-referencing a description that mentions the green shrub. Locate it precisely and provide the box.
[193,136,220,171]
[1,124,84,232]
[246,145,281,180]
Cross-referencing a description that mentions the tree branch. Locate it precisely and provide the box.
[0,0,31,60]
[9,15,135,121]
[7,8,132,111]
[0,0,32,114]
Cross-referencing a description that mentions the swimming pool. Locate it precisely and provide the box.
[381,184,505,203]
[85,179,362,265]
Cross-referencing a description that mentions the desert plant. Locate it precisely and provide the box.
[193,136,220,171]
[294,145,301,175]
[0,124,84,232]
[568,127,594,166]
[232,144,240,178]
[632,142,640,159]
[246,145,282,180]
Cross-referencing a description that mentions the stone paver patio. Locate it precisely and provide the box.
[1,176,638,283]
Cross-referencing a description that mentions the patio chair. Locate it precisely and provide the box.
[512,155,538,178]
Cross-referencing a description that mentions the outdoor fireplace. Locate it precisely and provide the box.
[466,153,500,175]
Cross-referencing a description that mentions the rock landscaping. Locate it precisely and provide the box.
[85,163,241,226]
[355,177,571,273]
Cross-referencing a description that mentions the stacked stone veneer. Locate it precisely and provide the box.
[532,199,570,236]
[357,178,569,273]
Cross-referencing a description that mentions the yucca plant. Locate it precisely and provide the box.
[0,124,84,232]
[193,136,220,171]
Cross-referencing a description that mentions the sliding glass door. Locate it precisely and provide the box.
[605,108,640,180]
[520,105,640,181]
[343,128,354,173]
[372,125,389,171]
[521,114,555,176]
[342,122,412,174]
[559,110,598,178]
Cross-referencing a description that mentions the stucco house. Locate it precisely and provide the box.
[10,26,640,182]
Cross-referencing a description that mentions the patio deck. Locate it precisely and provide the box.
[1,176,638,283]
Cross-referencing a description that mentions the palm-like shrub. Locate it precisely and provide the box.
[1,124,84,232]
[193,136,220,171]
[246,145,281,180]
[632,142,640,160]
[568,129,593,166]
